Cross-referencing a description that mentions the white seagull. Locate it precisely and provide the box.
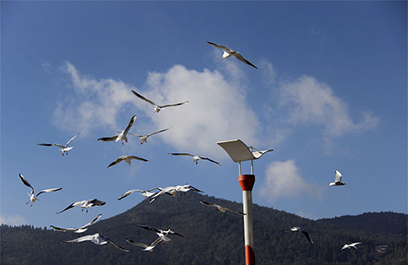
[126,237,163,253]
[329,170,346,186]
[56,199,106,214]
[118,188,160,201]
[129,128,170,144]
[341,242,362,250]
[200,200,246,215]
[62,233,129,252]
[168,152,220,166]
[285,227,314,245]
[138,225,184,244]
[19,173,62,206]
[37,130,83,156]
[249,146,274,159]
[50,214,102,234]
[131,90,189,113]
[149,184,202,203]
[207,41,258,69]
[107,155,148,169]
[97,115,137,144]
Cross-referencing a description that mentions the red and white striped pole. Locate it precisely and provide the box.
[239,173,255,265]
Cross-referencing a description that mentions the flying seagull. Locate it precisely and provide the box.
[129,128,170,144]
[138,225,184,244]
[249,146,274,159]
[285,227,314,245]
[341,242,362,250]
[107,155,148,169]
[207,41,258,69]
[62,233,129,252]
[200,200,246,215]
[50,214,102,234]
[148,184,202,203]
[38,130,83,156]
[329,170,346,186]
[56,199,106,214]
[97,115,137,144]
[118,188,160,200]
[18,173,62,206]
[131,90,189,113]
[168,153,220,166]
[126,237,163,253]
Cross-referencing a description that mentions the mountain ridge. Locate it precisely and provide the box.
[1,192,407,265]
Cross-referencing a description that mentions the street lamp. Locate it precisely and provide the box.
[217,139,273,265]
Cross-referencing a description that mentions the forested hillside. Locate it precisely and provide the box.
[1,192,407,265]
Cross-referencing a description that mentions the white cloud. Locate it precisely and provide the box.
[258,160,322,203]
[0,214,28,226]
[54,62,260,157]
[277,75,379,145]
[138,65,260,156]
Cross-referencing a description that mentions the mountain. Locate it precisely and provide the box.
[1,192,407,265]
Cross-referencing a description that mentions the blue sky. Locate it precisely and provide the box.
[1,1,406,228]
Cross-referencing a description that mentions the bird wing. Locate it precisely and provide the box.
[233,52,258,69]
[146,128,170,137]
[168,152,194,157]
[160,101,189,108]
[138,225,161,234]
[118,189,142,200]
[65,130,83,147]
[168,230,185,237]
[97,135,119,142]
[301,230,313,245]
[62,234,96,243]
[123,115,137,135]
[100,234,130,252]
[79,214,102,230]
[88,198,105,207]
[150,237,164,246]
[206,41,231,52]
[56,202,76,214]
[341,244,349,250]
[131,90,157,107]
[128,156,149,162]
[225,207,246,215]
[37,143,66,149]
[200,200,216,207]
[186,185,203,193]
[350,242,362,248]
[335,170,342,182]
[36,187,62,197]
[107,157,125,168]
[200,157,221,165]
[19,174,34,194]
[126,238,149,249]
[50,225,75,232]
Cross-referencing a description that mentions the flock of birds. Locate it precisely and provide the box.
[18,41,361,256]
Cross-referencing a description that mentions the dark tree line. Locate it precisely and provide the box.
[1,193,407,265]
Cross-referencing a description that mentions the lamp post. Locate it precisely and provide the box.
[217,139,273,265]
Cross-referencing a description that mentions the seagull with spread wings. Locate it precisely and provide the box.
[341,242,362,250]
[107,155,148,169]
[168,152,220,166]
[50,214,102,234]
[207,41,258,69]
[131,90,189,113]
[138,225,184,244]
[38,130,83,156]
[200,200,246,215]
[56,199,105,214]
[285,227,314,245]
[19,173,62,206]
[329,170,346,186]
[129,128,170,144]
[118,188,160,201]
[126,237,162,253]
[62,233,129,252]
[97,115,137,144]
